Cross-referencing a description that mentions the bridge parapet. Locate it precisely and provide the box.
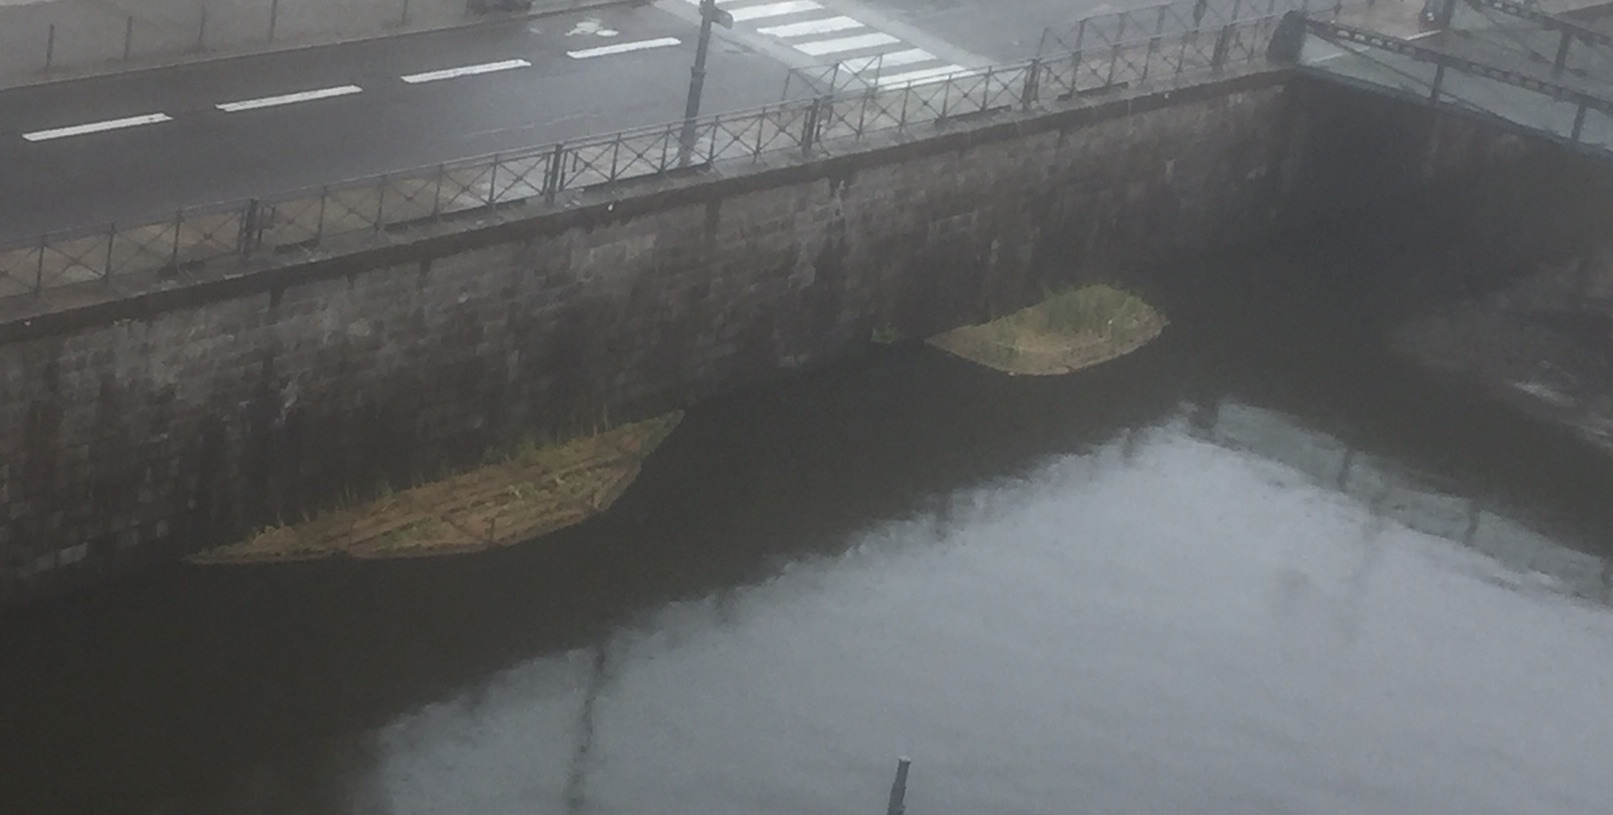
[1270,9,1613,158]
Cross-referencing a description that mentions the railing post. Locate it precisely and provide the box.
[432,163,446,219]
[123,15,134,60]
[1572,103,1588,143]
[487,156,500,210]
[544,143,565,204]
[1212,24,1233,69]
[105,222,117,281]
[45,23,55,70]
[802,97,822,153]
[169,208,183,269]
[268,0,280,42]
[35,234,47,294]
[240,199,259,256]
[315,186,328,243]
[1429,62,1445,103]
[707,113,720,164]
[1554,29,1573,76]
[197,4,208,51]
[1022,57,1042,109]
[374,176,387,233]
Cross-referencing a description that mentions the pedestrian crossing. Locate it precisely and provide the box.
[674,0,974,88]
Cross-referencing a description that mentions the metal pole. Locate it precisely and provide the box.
[402,0,411,26]
[45,23,55,69]
[679,0,718,167]
[197,5,208,50]
[124,15,134,59]
[269,0,280,42]
[885,757,911,815]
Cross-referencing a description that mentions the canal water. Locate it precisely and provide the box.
[4,203,1613,815]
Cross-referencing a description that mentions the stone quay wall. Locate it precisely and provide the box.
[0,70,1532,605]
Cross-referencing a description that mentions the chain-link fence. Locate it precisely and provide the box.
[0,15,1285,302]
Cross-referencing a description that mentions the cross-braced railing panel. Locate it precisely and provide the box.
[35,230,113,290]
[0,244,43,299]
[107,220,182,277]
[488,153,552,204]
[374,173,445,227]
[175,209,248,268]
[258,193,330,250]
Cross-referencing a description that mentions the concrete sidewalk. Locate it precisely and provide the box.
[0,0,629,90]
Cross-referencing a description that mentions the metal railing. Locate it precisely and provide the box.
[1271,14,1613,155]
[0,16,1285,302]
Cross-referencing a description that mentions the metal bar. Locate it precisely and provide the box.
[269,0,279,42]
[375,176,387,233]
[124,15,134,60]
[105,222,116,281]
[315,186,328,243]
[545,143,565,203]
[1022,57,1042,108]
[46,24,55,69]
[170,209,184,267]
[487,155,500,209]
[432,164,445,218]
[35,235,46,294]
[885,758,912,815]
[1554,29,1573,75]
[1572,103,1588,142]
[1429,63,1445,103]
[197,5,208,50]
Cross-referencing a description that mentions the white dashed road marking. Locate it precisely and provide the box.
[23,113,173,142]
[757,16,862,37]
[401,58,532,84]
[216,85,364,112]
[568,36,683,58]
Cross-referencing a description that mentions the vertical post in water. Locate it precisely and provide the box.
[886,757,911,815]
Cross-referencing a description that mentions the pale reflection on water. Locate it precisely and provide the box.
[353,403,1613,815]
